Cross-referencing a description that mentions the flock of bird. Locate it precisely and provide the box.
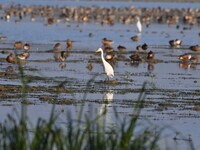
[5,32,199,80]
[1,3,199,80]
[0,4,200,26]
[97,37,199,79]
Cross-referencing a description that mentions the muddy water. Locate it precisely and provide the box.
[0,1,200,149]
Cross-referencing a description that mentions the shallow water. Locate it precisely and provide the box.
[0,1,200,149]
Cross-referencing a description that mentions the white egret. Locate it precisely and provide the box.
[96,48,114,79]
[136,16,142,33]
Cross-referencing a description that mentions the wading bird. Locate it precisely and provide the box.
[96,48,114,79]
[179,53,192,61]
[136,16,142,33]
[169,39,182,47]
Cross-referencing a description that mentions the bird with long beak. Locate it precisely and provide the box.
[136,16,142,33]
[96,48,114,79]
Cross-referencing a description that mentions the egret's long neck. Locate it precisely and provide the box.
[101,50,106,63]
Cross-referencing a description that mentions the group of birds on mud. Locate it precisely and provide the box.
[4,30,200,80]
[1,3,200,80]
[1,4,200,27]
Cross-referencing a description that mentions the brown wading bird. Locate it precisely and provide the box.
[14,41,23,49]
[17,52,30,60]
[66,39,73,50]
[179,53,192,61]
[102,38,113,47]
[147,51,155,60]
[58,51,68,62]
[189,45,200,51]
[169,39,182,47]
[55,50,69,62]
[131,35,139,42]
[136,45,142,51]
[104,46,114,53]
[6,53,15,64]
[190,56,198,63]
[129,54,142,62]
[6,52,29,64]
[54,43,62,50]
[117,45,126,51]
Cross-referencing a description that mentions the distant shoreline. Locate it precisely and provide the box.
[80,0,200,2]
[60,0,200,2]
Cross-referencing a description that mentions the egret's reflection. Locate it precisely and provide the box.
[98,90,114,127]
[137,32,142,37]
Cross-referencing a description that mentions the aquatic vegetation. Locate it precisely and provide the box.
[0,82,163,150]
[0,62,162,150]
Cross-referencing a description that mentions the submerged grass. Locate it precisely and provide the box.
[0,57,170,150]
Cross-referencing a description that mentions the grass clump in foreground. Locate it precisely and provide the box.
[0,60,161,150]
[0,82,162,150]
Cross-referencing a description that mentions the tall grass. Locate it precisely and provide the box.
[0,59,161,150]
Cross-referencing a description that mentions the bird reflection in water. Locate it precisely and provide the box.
[98,90,114,127]
[178,54,198,70]
[53,43,71,70]
[147,63,154,71]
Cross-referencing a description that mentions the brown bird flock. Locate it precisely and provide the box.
[1,3,199,71]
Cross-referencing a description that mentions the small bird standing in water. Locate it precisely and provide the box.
[142,43,148,50]
[189,45,200,51]
[6,53,15,64]
[66,39,73,50]
[23,43,30,51]
[17,52,30,60]
[96,48,114,79]
[169,39,182,47]
[102,38,114,47]
[54,43,62,50]
[14,41,23,49]
[147,51,155,60]
[179,53,192,61]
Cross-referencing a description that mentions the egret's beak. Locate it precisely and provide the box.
[95,49,100,53]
